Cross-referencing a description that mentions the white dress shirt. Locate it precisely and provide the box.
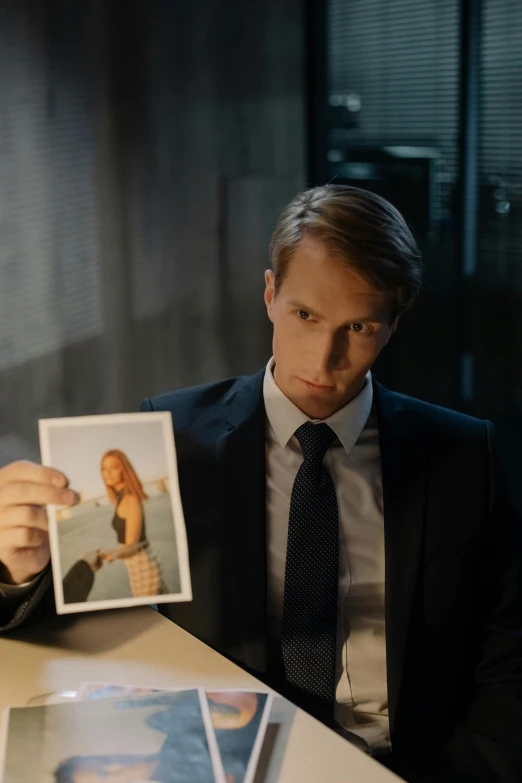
[264,358,391,755]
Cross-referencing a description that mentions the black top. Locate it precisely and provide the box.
[111,489,147,545]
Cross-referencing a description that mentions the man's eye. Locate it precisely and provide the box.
[351,322,368,333]
[298,310,310,320]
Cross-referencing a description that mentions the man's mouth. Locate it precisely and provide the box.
[297,377,336,394]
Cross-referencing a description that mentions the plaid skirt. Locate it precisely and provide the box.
[124,545,167,597]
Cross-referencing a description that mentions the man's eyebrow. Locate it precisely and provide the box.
[345,316,384,323]
[285,300,386,323]
[286,299,321,317]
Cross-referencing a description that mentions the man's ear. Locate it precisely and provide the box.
[390,315,400,335]
[383,315,400,346]
[264,270,276,322]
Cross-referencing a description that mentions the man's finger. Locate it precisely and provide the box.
[0,460,68,489]
[0,481,78,510]
[0,526,48,549]
[0,504,48,531]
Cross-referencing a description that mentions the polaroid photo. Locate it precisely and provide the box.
[38,412,192,614]
[253,696,297,783]
[0,688,225,783]
[205,691,273,783]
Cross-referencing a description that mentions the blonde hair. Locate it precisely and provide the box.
[101,450,148,504]
[269,184,423,318]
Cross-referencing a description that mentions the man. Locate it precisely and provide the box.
[0,185,521,782]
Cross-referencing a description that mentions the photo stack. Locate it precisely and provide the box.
[0,684,296,783]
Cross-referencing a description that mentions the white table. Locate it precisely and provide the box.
[0,606,404,782]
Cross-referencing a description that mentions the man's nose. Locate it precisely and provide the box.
[314,330,348,372]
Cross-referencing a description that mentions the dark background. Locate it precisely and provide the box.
[1,0,521,505]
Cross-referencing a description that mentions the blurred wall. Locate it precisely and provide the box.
[0,0,306,464]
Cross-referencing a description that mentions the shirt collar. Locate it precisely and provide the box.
[263,357,373,452]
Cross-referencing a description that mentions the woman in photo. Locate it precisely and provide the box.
[101,449,167,597]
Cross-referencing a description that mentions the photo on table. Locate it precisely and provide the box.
[76,682,169,701]
[38,412,192,613]
[253,696,297,783]
[0,689,225,783]
[75,684,290,783]
[205,691,272,783]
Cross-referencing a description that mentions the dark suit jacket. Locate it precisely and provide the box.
[138,370,522,782]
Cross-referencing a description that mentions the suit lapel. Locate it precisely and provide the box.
[373,380,428,739]
[216,370,268,674]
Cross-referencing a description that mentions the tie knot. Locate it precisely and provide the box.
[294,422,337,462]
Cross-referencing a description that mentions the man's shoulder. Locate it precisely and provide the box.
[141,370,266,453]
[141,375,242,411]
[382,384,489,441]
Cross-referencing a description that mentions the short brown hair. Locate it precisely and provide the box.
[269,185,423,318]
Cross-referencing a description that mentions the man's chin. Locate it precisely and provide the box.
[291,389,344,419]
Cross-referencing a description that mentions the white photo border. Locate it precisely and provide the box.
[197,687,227,783]
[241,691,273,783]
[0,707,10,780]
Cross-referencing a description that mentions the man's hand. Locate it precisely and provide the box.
[0,460,79,585]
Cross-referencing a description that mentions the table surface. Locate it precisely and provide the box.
[0,606,404,782]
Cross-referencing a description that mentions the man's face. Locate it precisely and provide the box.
[264,236,398,419]
[72,760,158,783]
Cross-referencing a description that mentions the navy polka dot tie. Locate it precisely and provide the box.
[281,421,339,715]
